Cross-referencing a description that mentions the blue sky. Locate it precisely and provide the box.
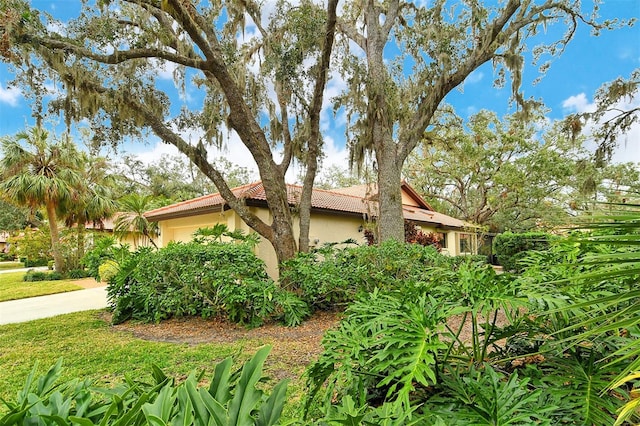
[0,0,638,177]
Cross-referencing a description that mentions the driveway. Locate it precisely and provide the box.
[0,286,108,325]
[0,266,48,274]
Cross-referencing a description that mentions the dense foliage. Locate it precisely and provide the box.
[302,223,640,424]
[493,231,554,272]
[283,241,449,310]
[80,236,129,281]
[8,227,51,267]
[106,238,308,327]
[5,216,640,424]
[22,270,62,282]
[282,240,488,311]
[0,346,288,426]
[0,200,32,231]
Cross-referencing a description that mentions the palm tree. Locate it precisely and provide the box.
[114,194,159,249]
[0,127,82,272]
[60,153,118,263]
[543,202,640,424]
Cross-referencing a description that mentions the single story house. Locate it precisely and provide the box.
[84,213,156,249]
[0,231,10,253]
[144,181,478,278]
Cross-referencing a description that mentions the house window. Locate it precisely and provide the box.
[437,232,447,248]
[459,233,472,253]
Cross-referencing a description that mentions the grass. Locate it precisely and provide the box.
[0,272,83,302]
[0,311,310,420]
[0,261,23,270]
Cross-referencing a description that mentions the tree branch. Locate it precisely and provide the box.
[26,35,205,69]
[39,52,274,239]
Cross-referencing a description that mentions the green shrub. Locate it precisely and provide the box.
[0,253,15,261]
[1,346,288,426]
[107,247,152,324]
[22,258,50,268]
[66,268,91,279]
[23,270,63,282]
[493,231,554,272]
[282,240,457,310]
[98,259,119,282]
[108,242,308,327]
[81,236,118,280]
[302,228,637,424]
[305,289,450,416]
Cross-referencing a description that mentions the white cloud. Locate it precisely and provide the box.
[562,92,640,164]
[319,135,350,171]
[561,93,597,114]
[151,59,178,81]
[0,84,21,106]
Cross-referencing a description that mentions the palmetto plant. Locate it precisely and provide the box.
[0,346,288,426]
[114,193,160,249]
[303,235,638,424]
[0,127,82,272]
[60,153,117,262]
[548,202,640,424]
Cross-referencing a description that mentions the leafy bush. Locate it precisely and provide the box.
[98,259,119,283]
[108,241,308,327]
[306,289,450,415]
[23,270,63,282]
[80,236,119,280]
[66,268,91,279]
[302,229,635,424]
[107,247,152,324]
[10,227,51,266]
[423,364,553,425]
[0,252,15,261]
[405,219,443,249]
[493,231,554,272]
[23,258,50,268]
[282,240,463,310]
[0,346,288,426]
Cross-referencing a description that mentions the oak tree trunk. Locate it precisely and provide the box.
[376,148,405,242]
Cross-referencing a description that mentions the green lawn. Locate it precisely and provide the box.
[0,262,23,270]
[0,272,83,302]
[0,311,309,420]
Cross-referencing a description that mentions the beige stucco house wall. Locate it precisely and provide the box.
[85,215,156,250]
[153,208,366,278]
[0,231,10,254]
[146,182,479,279]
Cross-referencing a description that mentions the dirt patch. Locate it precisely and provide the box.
[73,278,106,289]
[100,308,511,349]
[102,311,342,351]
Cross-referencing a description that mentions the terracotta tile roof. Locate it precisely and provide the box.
[402,206,468,229]
[82,212,134,232]
[144,182,262,220]
[331,184,379,199]
[145,181,469,229]
[332,181,434,210]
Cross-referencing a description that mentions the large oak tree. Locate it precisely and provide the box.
[405,108,605,232]
[564,68,640,165]
[0,0,338,270]
[335,0,627,241]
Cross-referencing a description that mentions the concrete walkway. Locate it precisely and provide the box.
[0,266,48,274]
[0,286,108,325]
